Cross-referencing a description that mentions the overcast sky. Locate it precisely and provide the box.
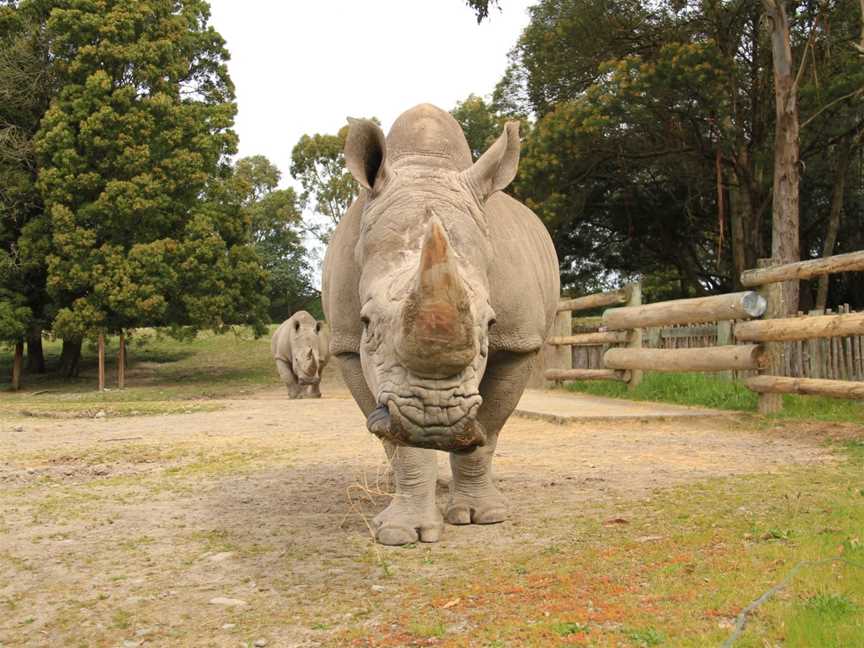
[207,0,534,186]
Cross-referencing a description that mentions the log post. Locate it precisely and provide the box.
[734,311,864,342]
[531,309,573,388]
[11,340,24,391]
[717,321,733,380]
[746,375,864,400]
[547,332,629,346]
[603,291,766,330]
[98,333,105,392]
[118,331,126,390]
[558,285,632,313]
[604,345,763,373]
[548,310,573,387]
[626,282,643,390]
[757,258,784,414]
[740,250,864,287]
[545,368,630,382]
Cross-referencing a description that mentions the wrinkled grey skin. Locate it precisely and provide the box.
[322,104,559,545]
[271,311,330,399]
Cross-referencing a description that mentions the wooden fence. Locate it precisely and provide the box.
[540,250,864,413]
[569,307,863,383]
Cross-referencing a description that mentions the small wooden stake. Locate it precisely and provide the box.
[118,332,126,390]
[626,282,643,391]
[12,340,23,391]
[98,333,105,392]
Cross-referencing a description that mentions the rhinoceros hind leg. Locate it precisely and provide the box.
[446,432,507,525]
[373,443,443,545]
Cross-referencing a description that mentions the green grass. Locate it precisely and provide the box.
[564,372,864,423]
[362,440,864,647]
[0,327,278,416]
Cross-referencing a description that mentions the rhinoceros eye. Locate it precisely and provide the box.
[315,322,322,333]
[294,321,300,332]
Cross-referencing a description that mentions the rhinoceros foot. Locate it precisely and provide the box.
[298,383,321,399]
[372,497,443,545]
[445,488,508,525]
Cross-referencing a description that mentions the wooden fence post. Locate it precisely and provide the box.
[118,331,126,390]
[757,259,784,414]
[530,309,573,389]
[547,310,573,387]
[98,333,105,392]
[626,282,643,391]
[716,320,733,380]
[11,340,23,391]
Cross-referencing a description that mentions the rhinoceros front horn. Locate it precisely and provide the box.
[397,214,476,377]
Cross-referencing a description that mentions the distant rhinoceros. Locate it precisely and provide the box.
[271,311,329,399]
[322,104,559,545]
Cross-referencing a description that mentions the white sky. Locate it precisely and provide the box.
[207,0,535,186]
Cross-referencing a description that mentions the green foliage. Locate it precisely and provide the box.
[464,0,499,23]
[231,155,317,322]
[505,0,864,305]
[0,1,54,343]
[33,0,268,340]
[290,125,359,241]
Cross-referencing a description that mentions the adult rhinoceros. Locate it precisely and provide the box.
[322,104,559,545]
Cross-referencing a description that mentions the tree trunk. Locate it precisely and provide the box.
[26,325,46,374]
[815,126,864,310]
[12,341,24,390]
[97,333,105,391]
[118,332,126,389]
[59,339,82,378]
[815,144,852,310]
[764,0,801,315]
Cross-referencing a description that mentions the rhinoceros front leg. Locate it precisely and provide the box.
[373,441,443,545]
[275,358,302,399]
[335,352,442,545]
[447,350,536,525]
[299,383,322,399]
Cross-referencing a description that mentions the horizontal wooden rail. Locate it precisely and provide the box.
[604,292,766,330]
[558,285,632,313]
[604,345,763,373]
[740,250,864,287]
[545,368,630,382]
[571,316,605,329]
[547,332,629,346]
[735,312,864,342]
[745,375,864,400]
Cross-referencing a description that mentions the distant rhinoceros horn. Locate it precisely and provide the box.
[396,211,475,377]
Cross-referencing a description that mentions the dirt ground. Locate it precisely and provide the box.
[0,372,839,647]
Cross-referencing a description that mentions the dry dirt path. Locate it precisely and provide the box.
[0,386,834,647]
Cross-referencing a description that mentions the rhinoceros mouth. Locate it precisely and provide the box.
[366,395,486,452]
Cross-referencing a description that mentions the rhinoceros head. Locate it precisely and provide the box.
[287,311,325,385]
[343,115,520,452]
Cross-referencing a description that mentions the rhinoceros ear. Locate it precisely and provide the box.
[344,118,391,193]
[463,121,520,201]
